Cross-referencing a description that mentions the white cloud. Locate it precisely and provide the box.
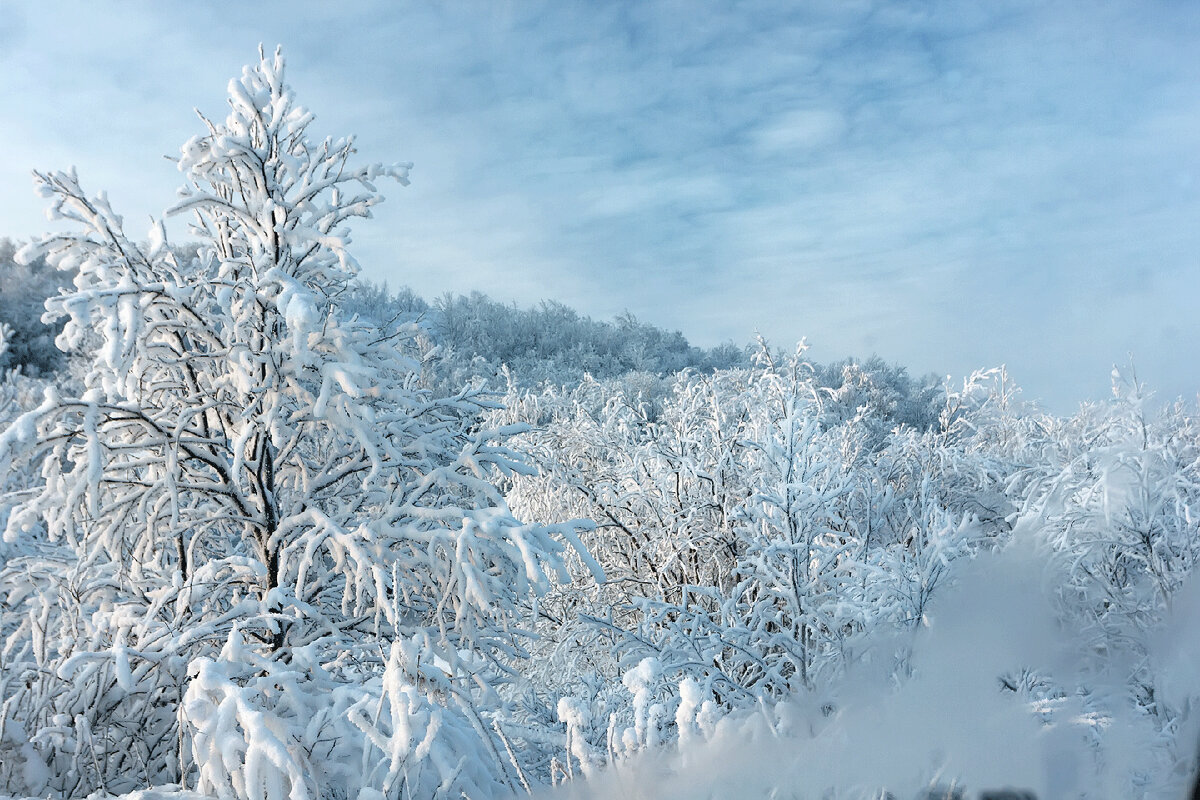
[753,108,847,153]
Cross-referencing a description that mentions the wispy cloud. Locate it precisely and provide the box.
[1,0,1197,409]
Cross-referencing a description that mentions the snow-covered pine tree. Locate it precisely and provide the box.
[0,47,593,799]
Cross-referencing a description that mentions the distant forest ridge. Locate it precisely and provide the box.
[0,237,944,429]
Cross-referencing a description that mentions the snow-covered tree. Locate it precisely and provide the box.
[0,47,592,798]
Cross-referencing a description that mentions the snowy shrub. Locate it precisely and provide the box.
[178,628,513,800]
[492,342,1014,773]
[1000,366,1200,790]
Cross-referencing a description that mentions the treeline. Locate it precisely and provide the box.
[0,240,743,382]
[2,240,941,432]
[343,282,748,383]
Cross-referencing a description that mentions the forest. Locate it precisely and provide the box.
[1,50,1198,800]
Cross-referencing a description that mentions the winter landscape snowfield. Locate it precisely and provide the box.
[1,48,1199,800]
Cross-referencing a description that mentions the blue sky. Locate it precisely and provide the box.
[1,1,1197,410]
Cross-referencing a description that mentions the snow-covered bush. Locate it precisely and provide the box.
[0,368,49,559]
[0,47,592,798]
[493,342,1013,765]
[1000,366,1200,789]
